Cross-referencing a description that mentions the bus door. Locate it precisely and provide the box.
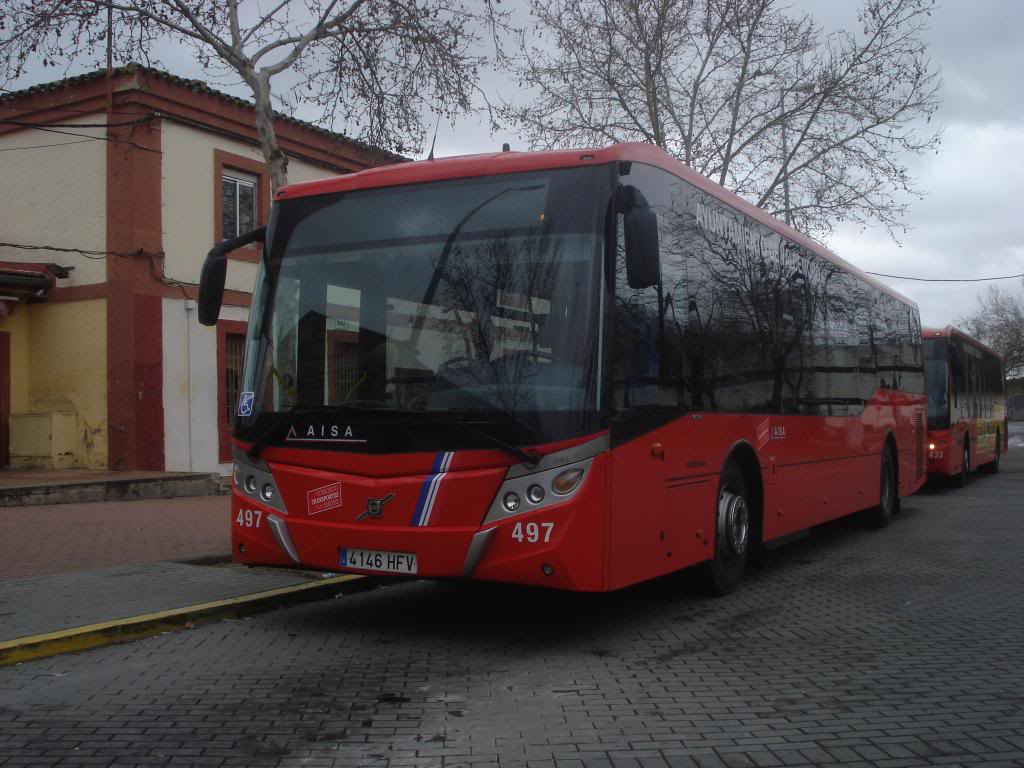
[607,274,681,587]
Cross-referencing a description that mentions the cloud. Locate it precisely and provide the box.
[825,119,1024,326]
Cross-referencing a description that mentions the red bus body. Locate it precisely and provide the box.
[923,326,1008,481]
[228,143,927,593]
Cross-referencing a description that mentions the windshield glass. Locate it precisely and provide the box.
[924,338,949,430]
[236,165,612,453]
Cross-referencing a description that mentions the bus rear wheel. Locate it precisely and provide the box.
[700,460,749,596]
[950,440,970,488]
[865,445,897,529]
[981,434,1000,474]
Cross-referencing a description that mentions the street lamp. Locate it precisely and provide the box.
[779,83,815,227]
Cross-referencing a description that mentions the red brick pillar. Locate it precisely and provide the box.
[105,102,165,470]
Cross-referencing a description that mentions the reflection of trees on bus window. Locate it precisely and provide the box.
[609,162,924,441]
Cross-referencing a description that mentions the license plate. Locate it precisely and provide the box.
[340,548,417,574]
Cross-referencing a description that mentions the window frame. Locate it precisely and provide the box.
[217,319,250,463]
[213,150,270,264]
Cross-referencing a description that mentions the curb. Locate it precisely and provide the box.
[0,473,225,507]
[0,573,375,667]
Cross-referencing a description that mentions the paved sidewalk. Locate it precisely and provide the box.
[0,562,367,666]
[0,562,314,640]
[0,495,231,581]
[0,494,373,666]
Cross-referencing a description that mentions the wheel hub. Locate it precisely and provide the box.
[718,490,749,557]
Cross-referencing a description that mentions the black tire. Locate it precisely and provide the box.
[950,439,970,488]
[865,445,897,529]
[981,433,1001,474]
[699,460,750,596]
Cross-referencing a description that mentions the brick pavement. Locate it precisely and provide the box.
[0,562,316,640]
[0,450,1022,767]
[0,496,230,581]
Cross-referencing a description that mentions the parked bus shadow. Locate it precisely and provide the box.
[280,505,916,650]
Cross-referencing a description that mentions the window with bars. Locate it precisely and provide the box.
[331,342,360,402]
[222,171,257,240]
[224,333,246,426]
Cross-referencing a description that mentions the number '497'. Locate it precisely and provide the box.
[511,521,554,543]
[236,508,262,528]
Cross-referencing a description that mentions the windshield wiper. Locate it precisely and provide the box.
[428,417,541,468]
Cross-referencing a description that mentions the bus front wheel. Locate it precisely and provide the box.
[865,445,897,529]
[700,460,749,596]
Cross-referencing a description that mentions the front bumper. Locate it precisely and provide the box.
[231,443,609,591]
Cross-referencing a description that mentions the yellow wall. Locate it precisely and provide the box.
[1,299,108,468]
[0,115,108,286]
[0,308,30,413]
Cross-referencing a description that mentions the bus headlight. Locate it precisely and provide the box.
[483,456,594,525]
[551,468,585,496]
[231,448,288,516]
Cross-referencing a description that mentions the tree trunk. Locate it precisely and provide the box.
[249,73,289,194]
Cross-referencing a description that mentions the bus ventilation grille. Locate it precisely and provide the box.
[914,410,925,481]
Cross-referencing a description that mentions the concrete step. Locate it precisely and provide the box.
[0,472,225,507]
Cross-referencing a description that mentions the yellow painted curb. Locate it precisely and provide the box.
[0,573,366,667]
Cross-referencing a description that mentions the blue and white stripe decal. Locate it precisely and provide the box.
[411,451,454,527]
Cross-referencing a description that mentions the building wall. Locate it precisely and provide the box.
[159,121,342,473]
[0,299,107,468]
[0,115,108,286]
[0,87,379,473]
[160,120,337,292]
[0,116,109,468]
[162,299,248,474]
[28,300,108,468]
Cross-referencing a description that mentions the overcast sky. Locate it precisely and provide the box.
[9,0,1024,328]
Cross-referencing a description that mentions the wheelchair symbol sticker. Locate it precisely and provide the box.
[238,391,254,417]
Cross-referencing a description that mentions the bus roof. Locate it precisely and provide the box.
[922,325,1004,361]
[276,142,917,310]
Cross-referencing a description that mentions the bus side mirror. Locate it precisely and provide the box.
[198,253,227,326]
[624,206,660,289]
[198,226,266,326]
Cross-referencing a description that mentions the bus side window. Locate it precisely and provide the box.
[610,163,688,419]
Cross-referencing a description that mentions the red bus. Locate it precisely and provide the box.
[199,143,926,595]
[923,326,1008,485]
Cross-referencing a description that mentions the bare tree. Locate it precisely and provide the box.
[0,0,510,191]
[502,0,942,238]
[958,285,1024,377]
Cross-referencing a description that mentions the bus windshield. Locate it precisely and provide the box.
[235,165,612,453]
[924,337,949,430]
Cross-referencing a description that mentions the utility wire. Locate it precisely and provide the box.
[0,241,200,296]
[866,270,1024,283]
[0,241,162,261]
[18,124,160,153]
[0,139,98,152]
